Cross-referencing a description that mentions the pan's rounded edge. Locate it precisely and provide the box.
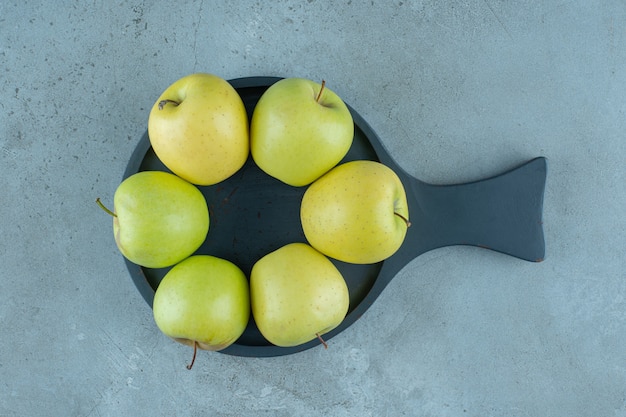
[346,103,416,180]
[122,130,151,180]
[124,258,155,307]
[228,75,283,89]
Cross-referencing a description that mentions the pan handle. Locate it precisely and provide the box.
[402,157,548,262]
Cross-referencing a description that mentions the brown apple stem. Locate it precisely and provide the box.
[315,80,326,102]
[316,333,328,349]
[394,212,411,227]
[95,198,117,217]
[158,99,180,110]
[186,341,198,370]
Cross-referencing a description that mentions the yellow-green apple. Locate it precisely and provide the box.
[250,242,349,348]
[152,255,250,369]
[250,78,354,187]
[300,160,410,264]
[97,171,209,268]
[148,73,249,185]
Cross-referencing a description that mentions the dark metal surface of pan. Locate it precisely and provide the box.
[122,76,547,357]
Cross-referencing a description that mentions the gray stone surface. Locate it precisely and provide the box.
[1,1,625,416]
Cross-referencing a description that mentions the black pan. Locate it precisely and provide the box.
[122,76,547,357]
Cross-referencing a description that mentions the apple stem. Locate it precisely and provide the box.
[95,198,117,218]
[315,80,326,103]
[186,341,198,370]
[394,212,411,227]
[158,99,180,110]
[316,333,328,349]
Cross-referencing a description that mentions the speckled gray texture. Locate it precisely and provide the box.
[1,1,625,416]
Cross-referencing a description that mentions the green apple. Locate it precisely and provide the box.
[148,73,249,186]
[250,242,349,348]
[98,171,209,268]
[300,160,410,264]
[250,78,354,187]
[153,255,250,368]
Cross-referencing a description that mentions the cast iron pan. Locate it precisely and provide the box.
[123,76,547,357]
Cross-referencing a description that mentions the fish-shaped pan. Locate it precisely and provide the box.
[122,76,547,357]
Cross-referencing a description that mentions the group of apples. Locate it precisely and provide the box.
[99,73,410,367]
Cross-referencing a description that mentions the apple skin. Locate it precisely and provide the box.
[250,243,349,348]
[113,171,209,268]
[250,78,354,187]
[300,160,410,264]
[153,255,250,351]
[148,73,249,186]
